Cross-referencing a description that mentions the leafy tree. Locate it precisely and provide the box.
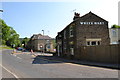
[0,19,11,42]
[0,18,21,47]
[7,33,20,47]
[21,37,29,48]
[111,24,120,28]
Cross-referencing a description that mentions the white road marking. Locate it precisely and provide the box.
[17,57,22,59]
[13,54,16,57]
[0,64,20,80]
[10,53,22,59]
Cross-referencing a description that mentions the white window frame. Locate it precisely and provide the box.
[64,30,66,39]
[70,48,74,55]
[70,29,73,37]
[86,39,101,46]
[69,26,74,37]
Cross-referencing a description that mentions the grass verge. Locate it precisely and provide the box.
[0,45,13,50]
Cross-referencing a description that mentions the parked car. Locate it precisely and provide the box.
[17,47,23,51]
[22,49,28,52]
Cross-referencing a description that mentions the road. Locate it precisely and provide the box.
[1,49,119,79]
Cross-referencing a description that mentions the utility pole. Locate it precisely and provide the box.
[42,30,44,54]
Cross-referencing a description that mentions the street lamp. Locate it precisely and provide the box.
[42,30,44,53]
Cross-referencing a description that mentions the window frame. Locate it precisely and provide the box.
[69,26,74,37]
[86,39,101,46]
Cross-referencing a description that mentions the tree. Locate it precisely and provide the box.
[21,37,29,48]
[7,33,21,47]
[111,24,120,28]
[0,19,11,42]
[0,18,21,47]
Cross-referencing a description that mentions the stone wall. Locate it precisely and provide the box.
[74,44,120,64]
[76,12,110,46]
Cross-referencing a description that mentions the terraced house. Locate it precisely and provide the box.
[56,11,110,58]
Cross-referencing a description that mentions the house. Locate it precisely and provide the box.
[109,28,120,44]
[26,34,55,52]
[56,11,110,58]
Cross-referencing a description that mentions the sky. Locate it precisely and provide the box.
[0,0,119,38]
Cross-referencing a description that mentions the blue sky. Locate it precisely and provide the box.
[1,0,119,38]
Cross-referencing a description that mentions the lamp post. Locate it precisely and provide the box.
[42,30,44,53]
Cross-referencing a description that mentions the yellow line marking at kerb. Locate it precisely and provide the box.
[0,64,20,80]
[65,63,118,71]
[31,54,36,57]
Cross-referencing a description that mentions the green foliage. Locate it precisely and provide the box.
[51,39,56,49]
[0,18,21,48]
[111,24,120,28]
[2,40,6,45]
[21,37,30,48]
[0,45,13,50]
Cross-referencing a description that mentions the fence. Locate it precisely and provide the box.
[75,44,120,64]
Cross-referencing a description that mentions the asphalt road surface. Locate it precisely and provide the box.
[1,49,119,79]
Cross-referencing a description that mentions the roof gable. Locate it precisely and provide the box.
[79,11,108,22]
[31,34,53,40]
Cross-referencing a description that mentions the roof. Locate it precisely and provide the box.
[31,33,54,40]
[57,11,108,34]
[79,11,108,22]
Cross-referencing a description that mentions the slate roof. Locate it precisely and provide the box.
[31,34,54,40]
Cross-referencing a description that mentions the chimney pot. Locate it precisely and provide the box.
[73,12,80,20]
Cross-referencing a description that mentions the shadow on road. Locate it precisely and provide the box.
[32,55,65,64]
[32,55,120,70]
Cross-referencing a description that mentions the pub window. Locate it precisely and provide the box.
[64,30,66,39]
[98,41,100,45]
[86,41,101,46]
[70,29,73,37]
[59,35,62,37]
[64,42,67,49]
[91,41,96,45]
[69,26,74,37]
[70,48,74,55]
[87,41,90,45]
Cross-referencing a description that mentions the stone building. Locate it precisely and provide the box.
[56,11,110,57]
[26,34,55,52]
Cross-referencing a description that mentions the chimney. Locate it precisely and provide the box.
[73,12,80,21]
